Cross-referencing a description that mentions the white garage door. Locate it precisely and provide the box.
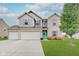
[9,32,19,40]
[21,32,41,40]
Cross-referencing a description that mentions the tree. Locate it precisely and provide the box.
[61,3,79,38]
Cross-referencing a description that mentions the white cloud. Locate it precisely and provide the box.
[0,6,8,12]
[0,5,18,17]
[25,3,52,11]
[36,11,52,18]
[0,13,18,17]
[51,4,64,10]
[25,4,40,12]
[25,3,64,11]
[35,3,52,8]
[25,3,64,17]
[25,3,63,14]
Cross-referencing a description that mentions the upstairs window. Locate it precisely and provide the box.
[35,20,41,25]
[52,20,57,26]
[52,31,57,36]
[53,22,56,26]
[25,22,28,25]
[42,19,47,27]
[4,29,6,31]
[24,19,28,25]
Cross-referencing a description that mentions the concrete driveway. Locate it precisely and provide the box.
[0,40,44,56]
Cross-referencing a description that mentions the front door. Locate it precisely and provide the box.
[42,30,47,39]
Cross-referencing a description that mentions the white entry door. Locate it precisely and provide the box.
[21,32,41,40]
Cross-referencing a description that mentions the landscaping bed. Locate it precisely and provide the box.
[0,37,8,41]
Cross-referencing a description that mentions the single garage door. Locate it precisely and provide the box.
[21,32,41,40]
[9,32,19,40]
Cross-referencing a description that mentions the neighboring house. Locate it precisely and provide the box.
[72,33,79,39]
[8,11,63,40]
[0,18,9,38]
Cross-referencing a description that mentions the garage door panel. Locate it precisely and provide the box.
[21,32,41,40]
[9,32,19,40]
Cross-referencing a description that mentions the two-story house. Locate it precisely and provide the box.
[8,11,63,40]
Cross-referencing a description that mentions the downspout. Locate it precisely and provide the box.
[18,26,21,40]
[34,18,36,28]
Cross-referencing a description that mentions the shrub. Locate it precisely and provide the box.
[47,37,56,40]
[0,37,1,38]
[47,37,52,40]
[55,36,64,40]
[47,36,64,40]
[4,36,8,39]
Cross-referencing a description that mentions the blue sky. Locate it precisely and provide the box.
[0,3,64,26]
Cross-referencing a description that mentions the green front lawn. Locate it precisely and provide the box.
[41,39,79,56]
[0,37,8,43]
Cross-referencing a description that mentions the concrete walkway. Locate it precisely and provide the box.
[0,40,44,56]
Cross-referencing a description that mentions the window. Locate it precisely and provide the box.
[42,19,47,27]
[2,28,7,31]
[24,19,28,25]
[52,20,57,26]
[53,22,56,26]
[35,20,40,25]
[4,29,6,31]
[52,31,57,36]
[25,22,28,25]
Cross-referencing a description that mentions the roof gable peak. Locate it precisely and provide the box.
[27,10,42,19]
[47,13,61,19]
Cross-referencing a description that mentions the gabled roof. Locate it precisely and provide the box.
[18,12,34,19]
[47,13,61,19]
[18,11,42,19]
[8,25,42,32]
[8,25,19,30]
[28,11,42,19]
[0,18,9,27]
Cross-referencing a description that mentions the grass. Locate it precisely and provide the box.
[41,39,79,56]
[0,37,8,43]
[0,38,7,41]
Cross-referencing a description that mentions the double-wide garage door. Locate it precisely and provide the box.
[9,32,41,40]
[21,32,41,40]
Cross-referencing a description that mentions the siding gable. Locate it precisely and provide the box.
[27,11,42,26]
[47,13,61,27]
[18,11,42,27]
[19,14,34,27]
